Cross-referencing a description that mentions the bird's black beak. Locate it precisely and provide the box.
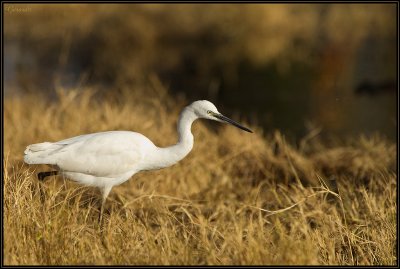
[213,113,253,133]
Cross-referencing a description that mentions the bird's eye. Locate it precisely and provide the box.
[207,110,212,114]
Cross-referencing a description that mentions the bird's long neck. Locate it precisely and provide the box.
[152,107,197,169]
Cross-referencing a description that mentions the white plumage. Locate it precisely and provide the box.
[24,100,252,212]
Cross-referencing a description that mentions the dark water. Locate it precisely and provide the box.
[165,54,396,143]
[5,32,396,143]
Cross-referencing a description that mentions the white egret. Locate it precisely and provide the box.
[24,100,252,220]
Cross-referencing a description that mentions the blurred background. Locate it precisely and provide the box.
[4,3,397,142]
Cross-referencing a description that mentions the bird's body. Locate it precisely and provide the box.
[24,100,252,214]
[26,131,153,187]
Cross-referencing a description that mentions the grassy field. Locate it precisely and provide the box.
[4,83,397,265]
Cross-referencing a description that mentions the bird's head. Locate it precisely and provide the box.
[188,100,253,133]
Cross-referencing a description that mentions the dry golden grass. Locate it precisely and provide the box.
[4,82,396,265]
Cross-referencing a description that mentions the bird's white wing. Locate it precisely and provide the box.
[52,131,156,177]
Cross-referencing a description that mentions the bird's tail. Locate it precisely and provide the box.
[24,142,60,165]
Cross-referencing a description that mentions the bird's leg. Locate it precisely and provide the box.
[99,199,105,225]
[38,171,58,181]
[37,171,58,203]
[98,186,112,225]
[99,187,112,250]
